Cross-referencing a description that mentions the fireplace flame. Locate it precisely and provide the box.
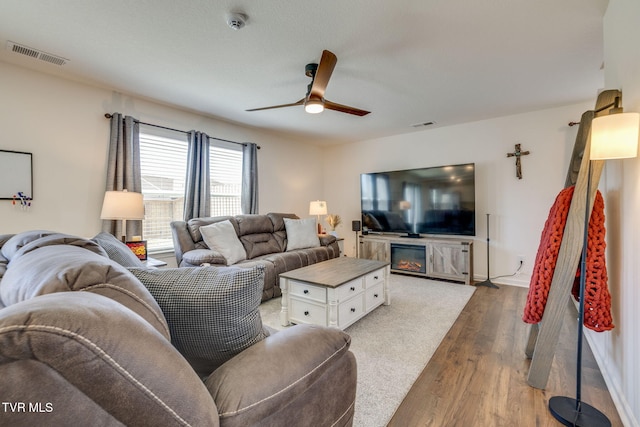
[397,260,423,272]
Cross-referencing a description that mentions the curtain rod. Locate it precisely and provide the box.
[104,113,260,149]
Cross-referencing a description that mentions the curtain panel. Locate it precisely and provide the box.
[241,142,259,214]
[102,113,142,238]
[184,131,211,220]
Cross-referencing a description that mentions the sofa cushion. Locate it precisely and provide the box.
[92,232,145,268]
[284,218,320,251]
[1,230,59,260]
[0,238,169,339]
[128,265,268,377]
[182,248,227,266]
[200,220,247,265]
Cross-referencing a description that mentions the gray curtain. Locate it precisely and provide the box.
[241,142,259,214]
[102,113,142,238]
[184,130,211,220]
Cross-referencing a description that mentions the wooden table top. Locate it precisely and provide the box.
[279,257,389,288]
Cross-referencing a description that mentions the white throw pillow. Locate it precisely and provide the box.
[284,217,320,251]
[200,220,247,265]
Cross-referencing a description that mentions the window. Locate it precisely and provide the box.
[139,132,243,252]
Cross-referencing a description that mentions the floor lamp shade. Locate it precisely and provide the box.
[100,190,145,241]
[591,112,640,160]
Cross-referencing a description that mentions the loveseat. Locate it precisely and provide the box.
[0,231,357,426]
[171,213,340,301]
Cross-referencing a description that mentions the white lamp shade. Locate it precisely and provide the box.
[309,200,327,215]
[100,190,145,220]
[590,112,640,160]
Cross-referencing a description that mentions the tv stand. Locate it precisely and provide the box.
[358,234,473,285]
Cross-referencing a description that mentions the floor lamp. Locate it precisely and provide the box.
[100,190,145,242]
[548,99,639,427]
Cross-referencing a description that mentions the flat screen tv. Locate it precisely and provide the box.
[360,163,475,237]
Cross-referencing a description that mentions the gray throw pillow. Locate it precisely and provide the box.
[128,265,268,377]
[92,232,144,268]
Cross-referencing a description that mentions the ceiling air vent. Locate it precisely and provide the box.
[411,121,436,128]
[6,41,68,66]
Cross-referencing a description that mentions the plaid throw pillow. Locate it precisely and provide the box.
[128,265,267,377]
[92,232,144,268]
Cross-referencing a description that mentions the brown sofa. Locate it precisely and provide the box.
[171,213,340,301]
[0,231,357,426]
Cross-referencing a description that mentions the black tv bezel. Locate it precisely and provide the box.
[359,162,476,238]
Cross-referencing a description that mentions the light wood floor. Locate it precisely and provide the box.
[388,283,622,426]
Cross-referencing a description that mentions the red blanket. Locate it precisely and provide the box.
[522,186,614,332]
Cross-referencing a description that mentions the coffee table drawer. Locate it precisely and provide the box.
[338,295,364,328]
[365,282,385,310]
[335,277,364,301]
[365,268,385,288]
[290,298,327,326]
[289,280,327,303]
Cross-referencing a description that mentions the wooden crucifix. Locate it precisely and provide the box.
[506,143,530,179]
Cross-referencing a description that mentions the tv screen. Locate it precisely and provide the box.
[360,163,475,236]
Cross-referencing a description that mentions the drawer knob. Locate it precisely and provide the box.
[350,286,355,291]
[303,289,309,294]
[374,293,379,298]
[374,276,379,280]
[304,310,310,316]
[350,307,356,312]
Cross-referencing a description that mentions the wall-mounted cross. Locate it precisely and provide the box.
[506,143,530,179]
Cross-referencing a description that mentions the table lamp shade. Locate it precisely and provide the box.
[309,200,327,216]
[591,112,640,160]
[100,190,145,220]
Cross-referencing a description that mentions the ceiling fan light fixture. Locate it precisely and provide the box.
[305,98,324,114]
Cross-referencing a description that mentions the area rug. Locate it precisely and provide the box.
[259,274,476,427]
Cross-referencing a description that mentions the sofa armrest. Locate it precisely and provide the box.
[170,220,196,266]
[0,292,219,426]
[319,234,337,246]
[205,324,356,427]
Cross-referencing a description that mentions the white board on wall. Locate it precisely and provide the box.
[0,150,32,200]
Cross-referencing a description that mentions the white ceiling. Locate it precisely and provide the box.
[0,0,608,144]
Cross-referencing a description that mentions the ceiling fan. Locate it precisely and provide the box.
[246,50,370,116]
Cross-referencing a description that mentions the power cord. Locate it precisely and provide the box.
[490,259,524,280]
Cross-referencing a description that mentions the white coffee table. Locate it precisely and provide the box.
[279,257,390,330]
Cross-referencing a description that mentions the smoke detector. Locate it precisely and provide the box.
[227,13,247,30]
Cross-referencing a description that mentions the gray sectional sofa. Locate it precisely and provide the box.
[0,230,357,426]
[171,213,341,301]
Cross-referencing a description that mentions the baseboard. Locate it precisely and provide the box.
[472,274,530,288]
[584,331,639,427]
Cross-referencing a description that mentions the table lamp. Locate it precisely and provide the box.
[100,190,145,242]
[309,200,327,234]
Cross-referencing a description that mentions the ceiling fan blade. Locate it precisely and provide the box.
[324,99,370,116]
[246,99,305,112]
[309,50,337,99]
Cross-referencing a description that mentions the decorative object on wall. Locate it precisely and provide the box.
[476,213,498,289]
[309,200,327,234]
[0,150,32,200]
[548,95,638,427]
[12,192,32,210]
[506,143,530,179]
[100,190,145,242]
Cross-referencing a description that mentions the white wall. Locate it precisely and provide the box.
[586,1,640,425]
[323,103,590,286]
[0,62,324,237]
